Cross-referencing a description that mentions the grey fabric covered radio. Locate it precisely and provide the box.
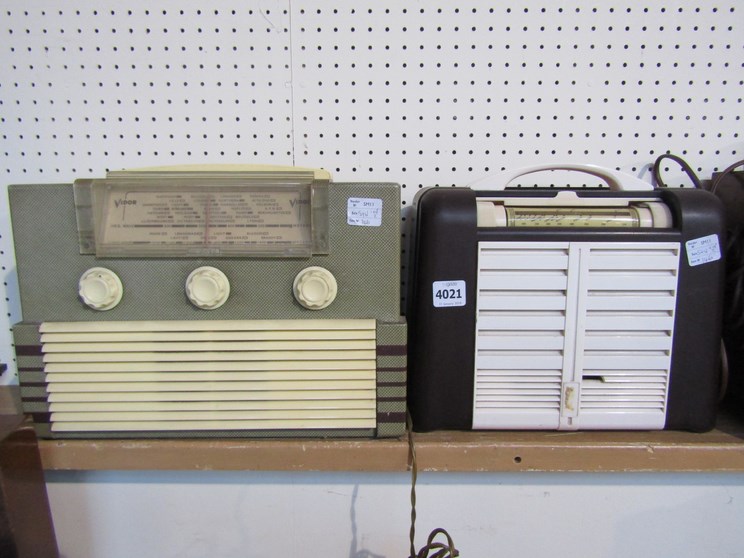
[9,166,406,438]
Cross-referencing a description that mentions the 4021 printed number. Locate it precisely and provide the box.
[432,280,466,308]
[434,288,462,300]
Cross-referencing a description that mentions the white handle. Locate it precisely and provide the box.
[468,163,653,192]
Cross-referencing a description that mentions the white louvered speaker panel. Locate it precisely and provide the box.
[473,241,679,430]
[40,319,377,432]
[473,243,570,429]
[577,244,679,429]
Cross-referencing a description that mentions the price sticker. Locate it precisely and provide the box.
[432,280,466,308]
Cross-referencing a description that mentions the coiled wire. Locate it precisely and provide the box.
[407,412,459,558]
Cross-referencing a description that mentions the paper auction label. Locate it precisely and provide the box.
[347,198,383,227]
[686,234,721,267]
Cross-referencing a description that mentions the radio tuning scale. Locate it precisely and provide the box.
[73,166,330,258]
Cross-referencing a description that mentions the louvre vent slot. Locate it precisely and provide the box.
[473,241,679,430]
[40,319,377,432]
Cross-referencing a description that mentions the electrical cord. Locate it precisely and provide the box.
[708,160,744,380]
[706,160,744,333]
[710,159,744,195]
[407,411,459,558]
[652,153,703,189]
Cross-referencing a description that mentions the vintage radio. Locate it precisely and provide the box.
[406,164,724,432]
[9,166,406,438]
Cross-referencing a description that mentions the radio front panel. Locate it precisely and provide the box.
[9,180,401,323]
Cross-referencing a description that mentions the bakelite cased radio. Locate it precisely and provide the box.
[406,165,725,432]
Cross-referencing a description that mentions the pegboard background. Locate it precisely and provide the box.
[1,0,742,382]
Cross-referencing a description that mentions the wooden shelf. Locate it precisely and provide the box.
[34,412,744,473]
[4,388,744,473]
[410,417,744,473]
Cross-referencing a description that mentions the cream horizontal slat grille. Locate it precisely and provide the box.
[41,319,377,433]
[52,409,376,424]
[51,419,377,433]
[473,241,679,430]
[45,360,374,373]
[47,389,372,402]
[45,371,377,383]
[46,381,375,394]
[50,399,376,412]
[42,339,376,353]
[44,349,376,363]
[40,329,376,343]
[39,319,376,333]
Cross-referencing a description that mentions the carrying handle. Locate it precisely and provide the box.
[469,163,653,192]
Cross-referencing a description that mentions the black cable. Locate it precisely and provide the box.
[724,226,744,332]
[705,159,744,402]
[408,413,417,558]
[710,160,744,339]
[407,411,459,558]
[710,159,744,194]
[652,153,702,189]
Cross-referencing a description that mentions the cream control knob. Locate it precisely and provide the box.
[186,266,230,310]
[78,267,124,311]
[293,266,338,310]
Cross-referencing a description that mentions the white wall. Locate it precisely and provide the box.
[45,470,744,558]
[3,2,744,556]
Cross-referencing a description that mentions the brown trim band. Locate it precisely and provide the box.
[14,344,43,356]
[31,412,51,424]
[377,412,406,423]
[376,344,408,356]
